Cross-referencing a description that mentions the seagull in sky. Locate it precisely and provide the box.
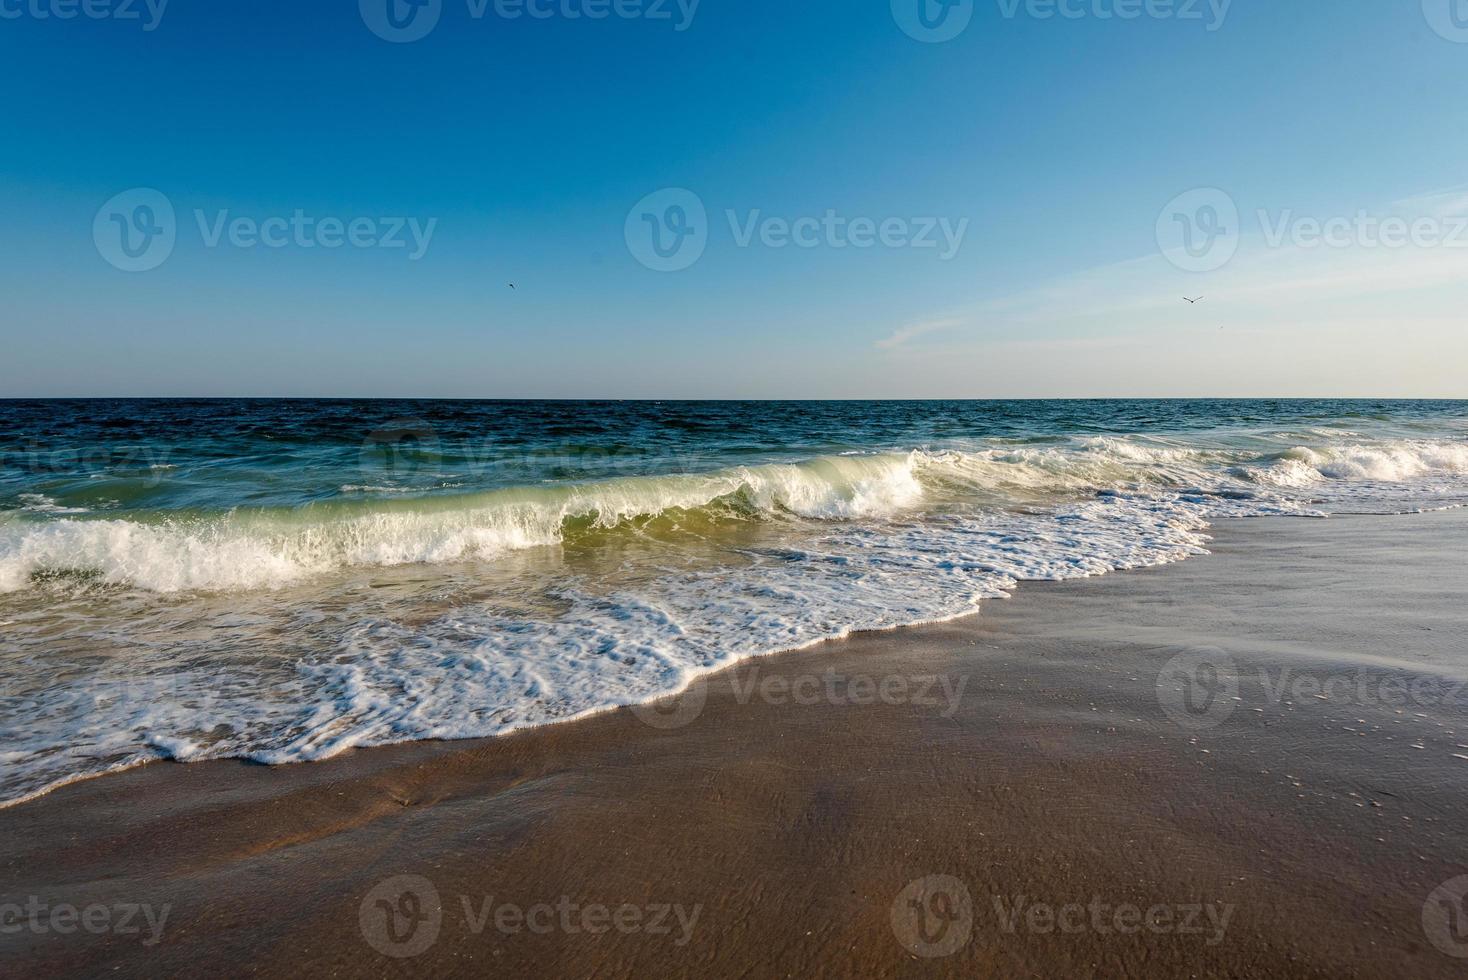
[1183,296,1203,304]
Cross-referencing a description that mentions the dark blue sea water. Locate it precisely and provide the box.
[4,398,1466,513]
[2,398,1466,806]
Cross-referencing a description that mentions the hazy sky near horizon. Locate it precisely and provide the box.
[2,0,1467,398]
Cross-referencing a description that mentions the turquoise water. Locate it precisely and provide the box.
[2,399,1466,805]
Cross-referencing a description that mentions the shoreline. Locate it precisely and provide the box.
[0,497,1212,813]
[3,510,1467,976]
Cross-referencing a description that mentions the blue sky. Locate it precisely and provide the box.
[2,0,1466,397]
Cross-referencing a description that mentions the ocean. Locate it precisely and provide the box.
[2,398,1466,807]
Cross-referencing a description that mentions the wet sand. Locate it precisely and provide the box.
[3,510,1467,978]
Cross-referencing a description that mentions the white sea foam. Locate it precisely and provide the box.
[2,433,1467,808]
[17,494,88,515]
[1251,441,1468,487]
[5,439,1467,594]
[0,453,928,593]
[0,491,1219,798]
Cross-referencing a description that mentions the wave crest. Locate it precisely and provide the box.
[0,453,925,593]
[1249,440,1468,487]
[4,436,1466,594]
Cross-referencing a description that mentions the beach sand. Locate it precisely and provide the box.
[3,510,1466,977]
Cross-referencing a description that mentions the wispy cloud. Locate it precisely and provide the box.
[875,316,966,350]
[1393,183,1468,218]
[885,183,1468,351]
[856,182,1468,396]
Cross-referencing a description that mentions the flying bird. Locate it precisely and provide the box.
[1183,296,1203,304]
[508,283,516,290]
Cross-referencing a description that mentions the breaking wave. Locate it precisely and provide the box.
[4,438,1468,594]
[3,422,1468,809]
